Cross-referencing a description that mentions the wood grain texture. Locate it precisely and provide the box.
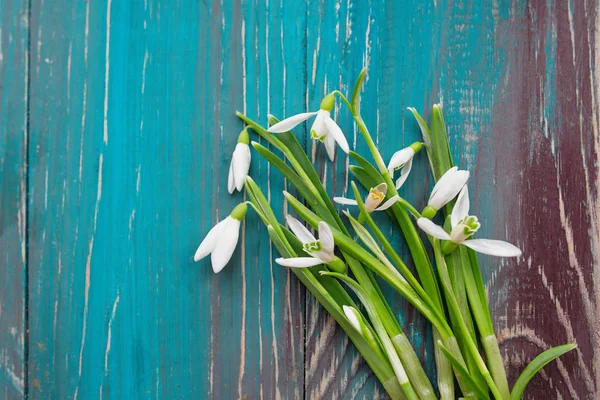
[0,0,28,398]
[0,0,597,399]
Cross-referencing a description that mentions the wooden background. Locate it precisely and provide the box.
[0,0,598,398]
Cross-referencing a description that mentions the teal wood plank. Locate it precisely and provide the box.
[27,0,305,398]
[0,0,28,398]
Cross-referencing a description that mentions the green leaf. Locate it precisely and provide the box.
[437,341,490,400]
[406,107,432,148]
[429,104,454,181]
[322,271,419,400]
[252,142,321,209]
[237,112,287,151]
[351,67,368,115]
[510,344,577,400]
[349,151,385,184]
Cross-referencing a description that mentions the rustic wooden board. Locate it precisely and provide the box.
[0,0,597,398]
[0,0,28,398]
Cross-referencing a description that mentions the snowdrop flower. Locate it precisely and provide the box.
[417,187,522,257]
[422,166,470,219]
[275,215,345,272]
[387,142,422,189]
[228,129,251,194]
[194,203,248,273]
[334,183,399,213]
[267,93,349,161]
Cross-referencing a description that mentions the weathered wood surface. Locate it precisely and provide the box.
[0,0,598,399]
[0,0,28,398]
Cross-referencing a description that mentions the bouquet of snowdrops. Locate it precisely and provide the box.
[194,68,574,400]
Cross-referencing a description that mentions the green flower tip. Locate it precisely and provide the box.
[230,203,248,221]
[409,142,424,154]
[422,205,437,220]
[320,93,336,112]
[462,215,480,236]
[310,129,326,141]
[237,129,250,145]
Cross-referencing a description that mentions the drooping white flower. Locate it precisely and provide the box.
[228,129,251,194]
[417,187,522,257]
[267,93,349,161]
[194,203,248,273]
[421,166,470,219]
[387,142,422,189]
[334,183,399,213]
[275,215,344,270]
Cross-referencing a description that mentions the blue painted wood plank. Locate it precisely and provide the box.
[27,0,306,399]
[0,0,28,397]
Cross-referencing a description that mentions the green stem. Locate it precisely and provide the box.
[446,250,487,393]
[250,113,429,397]
[463,250,510,398]
[247,181,405,399]
[354,115,388,173]
[392,333,437,400]
[285,191,452,338]
[323,272,418,400]
[349,182,438,315]
[332,90,353,111]
[432,239,503,400]
[433,330,455,400]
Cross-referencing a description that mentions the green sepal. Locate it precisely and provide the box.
[237,128,250,144]
[230,202,248,221]
[320,93,335,112]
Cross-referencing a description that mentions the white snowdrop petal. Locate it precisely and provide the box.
[275,257,324,268]
[430,166,458,199]
[194,218,227,261]
[395,158,413,189]
[227,160,236,194]
[463,239,522,257]
[387,148,414,171]
[324,133,336,161]
[310,110,327,139]
[233,143,251,191]
[324,117,350,154]
[451,185,470,227]
[416,218,452,240]
[429,167,469,209]
[285,215,316,243]
[267,111,318,133]
[210,219,241,273]
[376,195,400,211]
[333,197,358,206]
[317,221,335,256]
